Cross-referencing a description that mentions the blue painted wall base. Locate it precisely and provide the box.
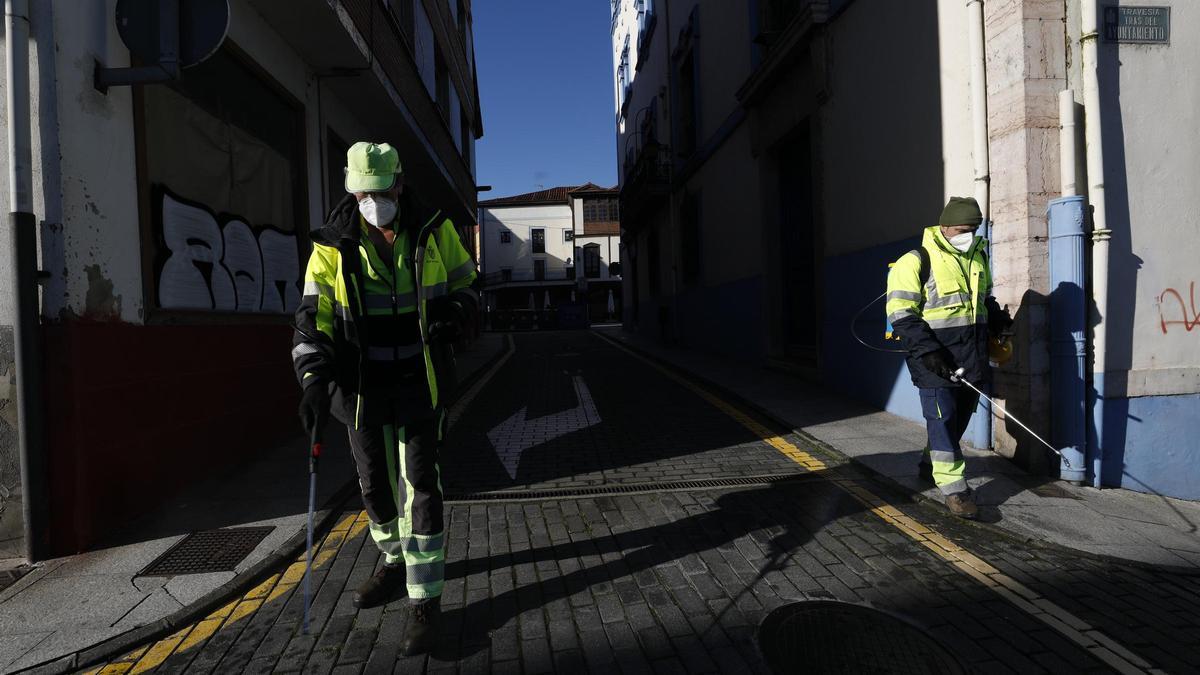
[1102,392,1200,501]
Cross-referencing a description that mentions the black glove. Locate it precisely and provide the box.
[426,297,465,344]
[299,384,331,436]
[986,298,1014,336]
[325,193,358,229]
[921,348,959,381]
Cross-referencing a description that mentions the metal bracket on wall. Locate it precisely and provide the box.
[93,0,180,94]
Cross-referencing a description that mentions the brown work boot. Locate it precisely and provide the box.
[401,598,441,656]
[353,562,405,609]
[946,490,978,519]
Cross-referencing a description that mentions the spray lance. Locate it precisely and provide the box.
[951,368,1071,468]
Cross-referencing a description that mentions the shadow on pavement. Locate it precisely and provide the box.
[436,476,867,661]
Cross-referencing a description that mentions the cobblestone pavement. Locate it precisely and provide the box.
[86,332,1200,674]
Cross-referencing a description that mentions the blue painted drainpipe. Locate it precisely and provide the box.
[972,220,993,451]
[1047,197,1088,481]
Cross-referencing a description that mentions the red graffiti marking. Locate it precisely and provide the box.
[1159,282,1200,334]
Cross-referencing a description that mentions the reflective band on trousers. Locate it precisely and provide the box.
[367,344,424,361]
[406,558,445,584]
[404,533,444,553]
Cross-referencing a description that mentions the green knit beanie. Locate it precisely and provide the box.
[938,196,983,226]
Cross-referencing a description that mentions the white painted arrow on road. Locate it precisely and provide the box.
[486,375,600,480]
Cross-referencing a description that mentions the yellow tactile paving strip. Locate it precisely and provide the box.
[596,332,1158,675]
[83,512,371,675]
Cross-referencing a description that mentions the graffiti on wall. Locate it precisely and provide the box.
[1158,282,1200,334]
[157,190,301,313]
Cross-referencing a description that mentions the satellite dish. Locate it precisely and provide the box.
[115,0,230,69]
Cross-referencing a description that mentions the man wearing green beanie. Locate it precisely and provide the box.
[292,141,479,654]
[885,197,1012,518]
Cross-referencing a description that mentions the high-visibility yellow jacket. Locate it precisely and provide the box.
[292,196,478,428]
[886,225,998,388]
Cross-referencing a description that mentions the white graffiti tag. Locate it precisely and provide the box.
[158,192,301,313]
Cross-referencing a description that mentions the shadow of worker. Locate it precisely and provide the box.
[436,475,867,661]
[971,282,1099,521]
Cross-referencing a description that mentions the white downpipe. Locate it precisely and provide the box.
[6,0,33,212]
[1059,90,1078,197]
[966,0,992,451]
[1081,0,1110,488]
[967,0,990,219]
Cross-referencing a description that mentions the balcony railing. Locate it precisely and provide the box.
[482,268,576,287]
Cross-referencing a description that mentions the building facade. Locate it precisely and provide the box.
[0,0,483,558]
[612,0,1200,500]
[479,184,622,324]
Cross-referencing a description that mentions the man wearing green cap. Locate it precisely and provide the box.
[292,141,479,654]
[885,197,1012,518]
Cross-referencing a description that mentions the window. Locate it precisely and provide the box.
[500,230,512,244]
[564,230,574,242]
[139,47,307,315]
[584,198,620,223]
[584,244,602,279]
[617,37,631,115]
[387,0,415,51]
[637,0,657,62]
[501,268,512,282]
[674,8,700,158]
[531,228,546,253]
[461,107,472,167]
[435,48,450,125]
[534,259,546,281]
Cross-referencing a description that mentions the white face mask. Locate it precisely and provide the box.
[948,231,975,252]
[359,196,398,228]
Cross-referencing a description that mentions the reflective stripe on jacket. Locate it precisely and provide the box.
[886,225,992,388]
[292,196,479,428]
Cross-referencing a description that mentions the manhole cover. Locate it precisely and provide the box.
[758,601,965,674]
[138,527,274,577]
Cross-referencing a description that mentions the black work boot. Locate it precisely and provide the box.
[353,563,406,609]
[401,598,441,656]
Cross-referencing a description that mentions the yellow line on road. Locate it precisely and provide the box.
[596,331,1158,675]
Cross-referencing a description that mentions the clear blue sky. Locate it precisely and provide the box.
[473,2,618,199]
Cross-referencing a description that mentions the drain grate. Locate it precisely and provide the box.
[445,472,817,502]
[758,601,966,674]
[138,527,274,577]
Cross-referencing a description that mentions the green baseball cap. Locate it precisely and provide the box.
[345,141,401,193]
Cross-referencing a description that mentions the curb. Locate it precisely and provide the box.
[18,335,515,675]
[592,329,1200,578]
[18,480,360,675]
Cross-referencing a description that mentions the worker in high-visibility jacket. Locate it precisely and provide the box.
[886,197,1011,519]
[292,142,478,655]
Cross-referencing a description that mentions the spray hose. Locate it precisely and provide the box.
[851,291,907,354]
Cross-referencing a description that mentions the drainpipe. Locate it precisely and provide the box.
[966,0,993,451]
[6,0,48,562]
[1059,91,1078,197]
[1081,0,1109,488]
